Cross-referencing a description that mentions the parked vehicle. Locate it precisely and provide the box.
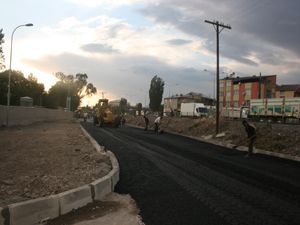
[180,103,208,117]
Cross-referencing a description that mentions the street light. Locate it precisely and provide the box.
[6,23,33,127]
[203,69,215,100]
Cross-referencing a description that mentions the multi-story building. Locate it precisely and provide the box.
[220,75,277,107]
[275,84,300,98]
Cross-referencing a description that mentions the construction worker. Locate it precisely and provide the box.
[154,115,163,134]
[143,115,149,131]
[242,119,257,157]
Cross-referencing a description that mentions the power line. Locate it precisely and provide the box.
[205,20,231,135]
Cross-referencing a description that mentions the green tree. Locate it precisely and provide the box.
[119,98,128,114]
[149,75,164,111]
[0,70,44,105]
[0,29,4,70]
[45,72,97,110]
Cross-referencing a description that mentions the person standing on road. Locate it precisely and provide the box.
[154,115,163,134]
[83,112,88,122]
[242,119,257,157]
[143,115,149,131]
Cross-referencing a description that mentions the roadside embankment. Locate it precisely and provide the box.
[125,114,300,158]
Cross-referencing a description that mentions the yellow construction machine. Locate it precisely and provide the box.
[93,99,121,127]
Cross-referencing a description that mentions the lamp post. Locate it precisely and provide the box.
[204,69,215,101]
[6,23,33,127]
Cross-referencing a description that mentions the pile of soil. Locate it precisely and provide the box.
[126,114,300,157]
[0,120,112,207]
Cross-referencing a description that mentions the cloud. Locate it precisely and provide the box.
[65,0,142,8]
[24,52,215,104]
[81,43,119,54]
[138,0,300,68]
[167,39,192,46]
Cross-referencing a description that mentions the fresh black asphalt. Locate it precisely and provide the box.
[82,123,300,225]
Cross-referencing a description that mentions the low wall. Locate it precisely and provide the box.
[0,105,73,127]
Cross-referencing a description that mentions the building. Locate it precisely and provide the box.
[108,99,121,107]
[275,84,300,98]
[164,92,213,115]
[220,75,277,107]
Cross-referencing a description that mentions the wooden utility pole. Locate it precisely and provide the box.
[205,20,231,134]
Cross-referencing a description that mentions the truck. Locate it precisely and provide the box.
[180,103,208,117]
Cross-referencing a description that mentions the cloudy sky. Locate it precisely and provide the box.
[1,0,300,106]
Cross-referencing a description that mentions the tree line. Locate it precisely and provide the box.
[0,70,165,112]
[0,70,96,110]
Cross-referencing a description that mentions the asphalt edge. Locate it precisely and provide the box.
[127,124,300,162]
[0,125,120,225]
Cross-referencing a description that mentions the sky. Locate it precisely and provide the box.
[1,0,300,106]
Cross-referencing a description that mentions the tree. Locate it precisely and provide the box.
[45,72,97,110]
[0,29,4,70]
[136,102,142,116]
[149,75,164,111]
[119,98,128,114]
[0,70,44,105]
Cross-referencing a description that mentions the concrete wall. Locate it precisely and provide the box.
[0,105,73,127]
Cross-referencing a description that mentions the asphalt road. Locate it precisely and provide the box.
[82,123,300,225]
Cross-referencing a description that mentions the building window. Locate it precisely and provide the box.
[266,80,272,98]
[220,81,224,88]
[280,91,285,98]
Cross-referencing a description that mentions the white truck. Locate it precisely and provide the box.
[180,103,208,117]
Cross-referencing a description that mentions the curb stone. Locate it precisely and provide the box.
[80,125,105,153]
[8,195,59,225]
[127,124,300,162]
[90,175,112,201]
[58,185,92,215]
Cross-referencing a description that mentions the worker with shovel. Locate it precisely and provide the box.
[242,119,257,157]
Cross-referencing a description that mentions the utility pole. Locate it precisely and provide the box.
[205,20,231,134]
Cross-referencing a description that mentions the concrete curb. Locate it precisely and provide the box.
[58,185,92,215]
[127,124,300,162]
[8,195,59,225]
[80,125,105,153]
[90,175,112,201]
[1,125,120,225]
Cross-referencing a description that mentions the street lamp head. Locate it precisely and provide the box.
[25,23,33,27]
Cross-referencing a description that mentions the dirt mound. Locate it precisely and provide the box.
[126,114,300,157]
